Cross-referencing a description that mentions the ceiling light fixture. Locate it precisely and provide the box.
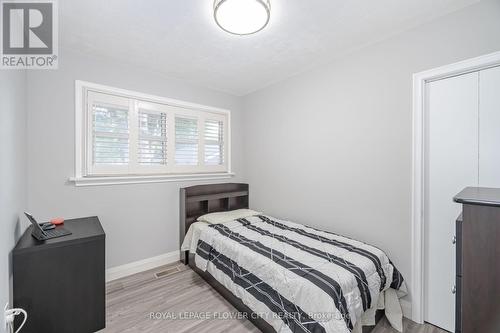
[214,0,271,35]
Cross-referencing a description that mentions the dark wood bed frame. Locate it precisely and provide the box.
[180,183,383,333]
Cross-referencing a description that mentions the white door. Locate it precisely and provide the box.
[424,72,479,332]
[479,66,500,187]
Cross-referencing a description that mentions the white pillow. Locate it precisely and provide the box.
[197,209,261,224]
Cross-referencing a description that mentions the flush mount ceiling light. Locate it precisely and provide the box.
[214,0,271,35]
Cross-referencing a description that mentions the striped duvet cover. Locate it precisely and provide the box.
[194,215,405,333]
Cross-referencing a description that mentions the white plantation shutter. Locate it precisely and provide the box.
[204,119,224,165]
[138,111,167,166]
[92,104,129,165]
[175,116,198,166]
[81,84,230,177]
[88,92,131,174]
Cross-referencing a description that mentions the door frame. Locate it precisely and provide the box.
[411,50,500,324]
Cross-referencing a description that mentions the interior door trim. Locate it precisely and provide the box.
[411,50,500,324]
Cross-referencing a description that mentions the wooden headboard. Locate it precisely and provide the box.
[180,183,249,262]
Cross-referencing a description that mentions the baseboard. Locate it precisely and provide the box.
[106,250,180,282]
[400,299,412,319]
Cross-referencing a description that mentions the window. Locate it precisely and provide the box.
[138,110,167,166]
[175,116,198,166]
[92,102,129,166]
[204,119,224,165]
[75,82,231,183]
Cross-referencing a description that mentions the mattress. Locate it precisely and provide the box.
[183,214,407,333]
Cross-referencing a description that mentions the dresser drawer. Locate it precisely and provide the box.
[455,276,462,333]
[455,217,462,277]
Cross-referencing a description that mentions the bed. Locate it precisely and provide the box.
[180,183,406,333]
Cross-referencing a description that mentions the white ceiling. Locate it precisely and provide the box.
[60,0,479,96]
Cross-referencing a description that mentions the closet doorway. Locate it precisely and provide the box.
[412,52,500,332]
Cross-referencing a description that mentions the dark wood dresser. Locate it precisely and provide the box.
[13,216,105,333]
[453,187,500,333]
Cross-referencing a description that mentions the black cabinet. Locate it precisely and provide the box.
[13,216,106,333]
[454,188,500,333]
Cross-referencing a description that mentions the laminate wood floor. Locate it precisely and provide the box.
[100,262,447,333]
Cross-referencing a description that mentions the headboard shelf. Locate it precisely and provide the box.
[186,190,248,203]
[180,183,249,264]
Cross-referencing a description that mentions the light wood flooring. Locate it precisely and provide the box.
[101,262,447,333]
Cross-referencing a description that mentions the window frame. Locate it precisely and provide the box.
[73,80,232,186]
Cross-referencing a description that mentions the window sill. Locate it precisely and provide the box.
[69,172,235,187]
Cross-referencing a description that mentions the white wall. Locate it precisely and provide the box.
[0,71,27,331]
[242,0,500,304]
[26,49,245,268]
[12,0,500,311]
